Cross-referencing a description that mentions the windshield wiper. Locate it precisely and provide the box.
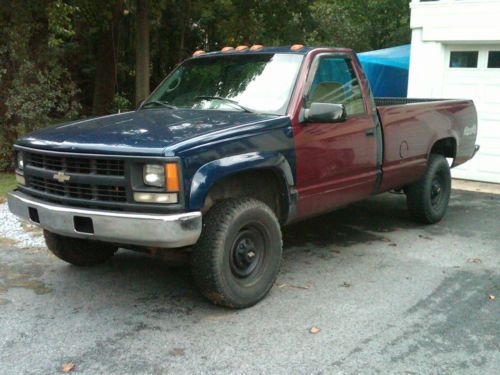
[194,96,256,114]
[140,100,177,110]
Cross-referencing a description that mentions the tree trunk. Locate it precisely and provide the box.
[92,2,122,116]
[179,0,191,62]
[30,0,49,70]
[135,0,150,105]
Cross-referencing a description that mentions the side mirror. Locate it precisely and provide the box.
[304,103,347,123]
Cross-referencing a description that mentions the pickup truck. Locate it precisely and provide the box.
[8,45,479,308]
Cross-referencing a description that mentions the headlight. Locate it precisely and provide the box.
[17,152,24,170]
[142,162,180,192]
[143,164,165,187]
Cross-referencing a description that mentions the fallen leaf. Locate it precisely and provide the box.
[169,348,186,357]
[468,258,481,264]
[488,295,496,300]
[310,326,321,334]
[418,234,433,240]
[61,363,75,373]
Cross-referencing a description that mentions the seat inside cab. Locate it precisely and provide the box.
[309,57,366,116]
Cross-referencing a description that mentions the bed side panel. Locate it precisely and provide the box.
[377,100,476,192]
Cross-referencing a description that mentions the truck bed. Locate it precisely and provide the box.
[375,98,477,192]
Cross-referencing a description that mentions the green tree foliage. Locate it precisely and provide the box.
[309,0,411,51]
[0,0,411,170]
[0,1,80,170]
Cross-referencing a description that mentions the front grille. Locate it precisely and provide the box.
[27,176,127,202]
[29,153,124,176]
[23,151,128,205]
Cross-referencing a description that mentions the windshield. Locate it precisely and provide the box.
[145,53,304,115]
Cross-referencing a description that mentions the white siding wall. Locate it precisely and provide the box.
[408,0,500,183]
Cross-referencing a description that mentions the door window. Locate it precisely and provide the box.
[309,57,366,116]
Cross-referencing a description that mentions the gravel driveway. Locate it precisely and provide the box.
[0,190,499,374]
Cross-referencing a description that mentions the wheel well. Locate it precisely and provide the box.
[202,169,289,223]
[430,138,456,159]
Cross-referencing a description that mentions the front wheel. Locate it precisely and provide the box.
[406,154,452,224]
[192,198,282,309]
[44,231,118,266]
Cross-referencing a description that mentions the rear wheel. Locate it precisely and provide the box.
[406,154,451,224]
[192,198,282,309]
[44,231,117,266]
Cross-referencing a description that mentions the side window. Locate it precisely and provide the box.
[309,57,366,116]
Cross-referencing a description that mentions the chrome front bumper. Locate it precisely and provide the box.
[7,191,202,248]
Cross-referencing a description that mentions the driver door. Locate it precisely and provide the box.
[294,54,379,218]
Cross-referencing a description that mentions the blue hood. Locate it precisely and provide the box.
[16,109,277,156]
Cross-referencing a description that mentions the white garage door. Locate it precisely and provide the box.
[443,45,500,183]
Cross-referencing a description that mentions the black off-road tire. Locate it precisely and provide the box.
[192,198,282,309]
[406,154,452,224]
[44,230,117,266]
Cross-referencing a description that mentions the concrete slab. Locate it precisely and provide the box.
[452,179,500,195]
[0,191,498,374]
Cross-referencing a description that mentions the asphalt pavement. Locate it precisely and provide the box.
[0,190,498,374]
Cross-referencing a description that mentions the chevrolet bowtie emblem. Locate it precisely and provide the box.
[53,171,71,183]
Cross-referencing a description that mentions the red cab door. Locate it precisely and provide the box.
[293,53,379,219]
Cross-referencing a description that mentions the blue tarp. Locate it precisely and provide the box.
[358,44,410,98]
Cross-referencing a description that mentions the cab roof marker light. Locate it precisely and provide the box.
[221,46,234,52]
[250,45,263,51]
[291,44,305,51]
[192,50,206,56]
[235,45,249,51]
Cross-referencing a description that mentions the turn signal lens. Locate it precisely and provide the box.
[16,173,25,186]
[165,163,180,192]
[134,192,178,204]
[17,152,24,170]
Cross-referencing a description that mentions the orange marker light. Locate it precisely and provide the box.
[165,163,180,192]
[221,46,234,52]
[235,45,249,51]
[250,45,264,51]
[192,50,206,56]
[290,44,305,51]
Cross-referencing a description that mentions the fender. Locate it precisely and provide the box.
[189,151,296,221]
[427,135,458,161]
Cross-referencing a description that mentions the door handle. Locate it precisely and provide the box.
[365,128,376,137]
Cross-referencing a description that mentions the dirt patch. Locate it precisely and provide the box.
[0,262,52,296]
[0,237,18,246]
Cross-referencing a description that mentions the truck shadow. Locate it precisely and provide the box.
[25,190,489,316]
[95,194,417,306]
[282,192,418,249]
[37,193,415,313]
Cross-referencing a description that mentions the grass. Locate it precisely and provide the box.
[0,173,16,202]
